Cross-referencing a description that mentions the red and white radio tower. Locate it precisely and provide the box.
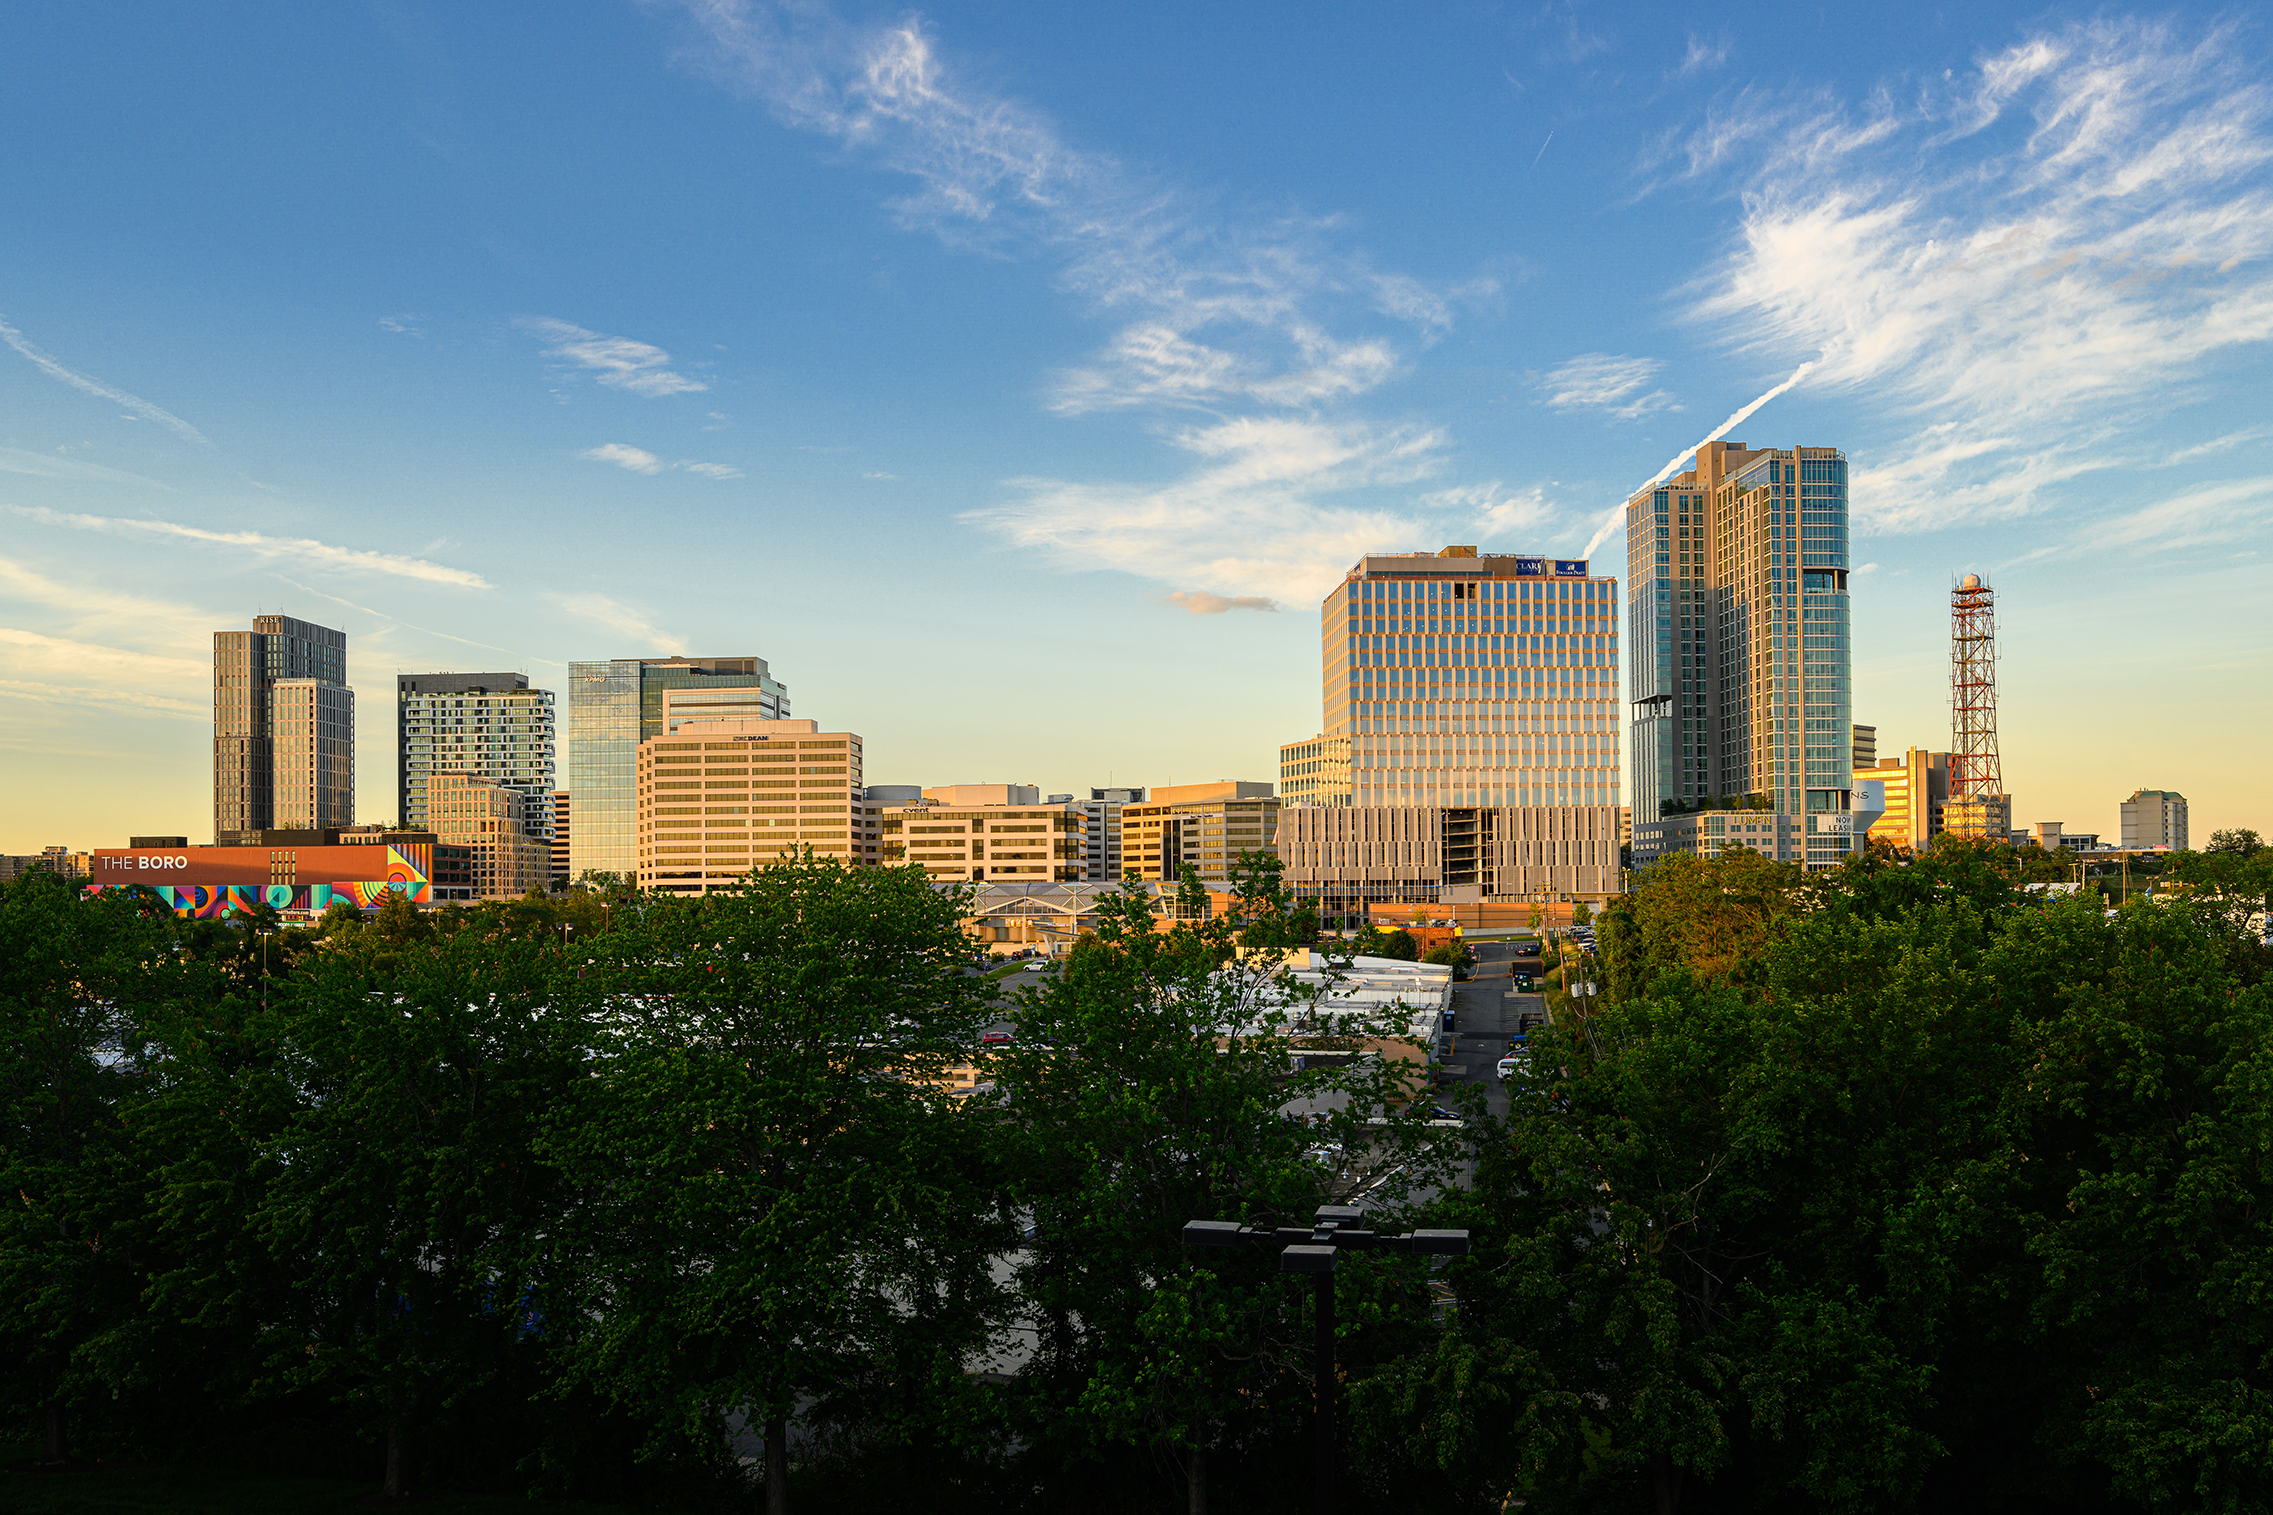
[1950,573,2001,795]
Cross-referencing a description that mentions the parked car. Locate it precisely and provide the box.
[1496,1052,1527,1081]
[980,1030,1015,1045]
[1026,960,1048,971]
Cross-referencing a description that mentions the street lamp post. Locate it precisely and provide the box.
[1183,1205,1469,1515]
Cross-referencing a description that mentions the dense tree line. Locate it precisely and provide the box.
[5,835,2270,1512]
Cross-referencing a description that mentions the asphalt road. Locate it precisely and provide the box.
[1441,938,1548,1122]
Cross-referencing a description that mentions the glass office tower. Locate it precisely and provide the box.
[565,657,790,882]
[1321,546,1620,808]
[1626,441,1856,869]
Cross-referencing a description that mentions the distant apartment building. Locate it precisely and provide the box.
[873,786,1085,883]
[397,673,556,845]
[2120,789,2188,850]
[2031,822,2105,853]
[0,847,92,883]
[427,773,551,901]
[1078,787,1145,881]
[549,791,571,887]
[214,614,353,841]
[567,655,790,881]
[1857,747,1952,852]
[635,716,858,895]
[1117,781,1280,886]
[1627,442,1861,871]
[1852,724,1877,770]
[1278,735,1352,808]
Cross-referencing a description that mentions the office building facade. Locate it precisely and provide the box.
[1857,747,1952,852]
[213,614,353,841]
[428,772,551,901]
[397,673,556,841]
[549,791,571,886]
[874,791,1085,883]
[1116,781,1280,886]
[1627,442,1859,870]
[635,717,857,893]
[1278,804,1621,911]
[567,656,790,882]
[1314,547,1619,809]
[1076,787,1145,881]
[1279,735,1352,808]
[2119,789,2188,850]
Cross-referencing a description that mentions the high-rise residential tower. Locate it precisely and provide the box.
[397,673,557,841]
[1626,442,1859,870]
[566,656,790,882]
[213,614,353,840]
[1314,546,1620,808]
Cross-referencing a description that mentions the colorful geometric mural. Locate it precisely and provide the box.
[85,845,432,917]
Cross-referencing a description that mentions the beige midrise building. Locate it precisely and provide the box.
[1118,781,1281,885]
[635,715,863,894]
[874,786,1086,883]
[1278,804,1621,913]
[429,772,551,900]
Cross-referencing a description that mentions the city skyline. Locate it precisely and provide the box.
[3,3,2268,850]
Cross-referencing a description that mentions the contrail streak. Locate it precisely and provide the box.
[0,315,211,446]
[1581,360,1815,557]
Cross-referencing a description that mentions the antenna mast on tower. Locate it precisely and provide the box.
[1950,573,2001,795]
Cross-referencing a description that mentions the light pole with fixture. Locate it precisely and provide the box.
[1182,1205,1470,1515]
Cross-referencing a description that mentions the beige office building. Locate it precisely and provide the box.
[874,786,1085,882]
[1116,781,1280,885]
[1856,747,1952,852]
[635,716,863,894]
[429,772,551,900]
[1278,804,1620,911]
[2120,789,2188,850]
[1278,734,1352,808]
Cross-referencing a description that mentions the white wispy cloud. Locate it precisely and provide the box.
[668,1,1490,600]
[0,556,212,645]
[555,592,684,652]
[518,316,708,397]
[2064,474,2273,555]
[964,417,1445,606]
[579,443,742,478]
[0,447,171,489]
[1537,353,1679,420]
[861,471,898,480]
[0,679,206,719]
[378,314,426,336]
[0,626,208,684]
[583,443,665,474]
[1164,591,1277,615]
[10,507,491,588]
[1669,18,2273,533]
[0,315,210,445]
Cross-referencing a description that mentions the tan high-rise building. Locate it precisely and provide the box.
[873,789,1085,882]
[635,716,862,894]
[1279,734,1352,808]
[1117,781,1280,885]
[429,772,550,900]
[213,614,352,840]
[1627,442,1859,871]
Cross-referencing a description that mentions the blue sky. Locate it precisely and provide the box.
[3,0,2268,850]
